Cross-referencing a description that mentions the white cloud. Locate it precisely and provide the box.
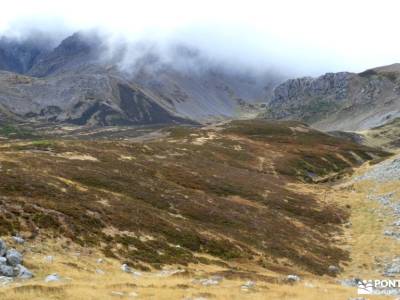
[0,0,399,76]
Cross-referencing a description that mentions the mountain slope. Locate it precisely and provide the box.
[0,120,389,275]
[0,32,282,126]
[353,117,400,150]
[265,64,400,131]
[0,69,193,126]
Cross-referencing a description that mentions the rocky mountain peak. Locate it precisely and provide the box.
[52,32,95,57]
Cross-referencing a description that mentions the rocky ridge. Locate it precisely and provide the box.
[265,64,400,131]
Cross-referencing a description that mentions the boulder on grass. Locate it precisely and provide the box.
[6,249,22,266]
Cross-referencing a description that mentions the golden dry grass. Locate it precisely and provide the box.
[1,160,396,300]
[333,158,400,279]
[0,243,366,300]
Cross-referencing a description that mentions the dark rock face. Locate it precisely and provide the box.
[0,38,48,74]
[118,84,191,125]
[28,32,100,77]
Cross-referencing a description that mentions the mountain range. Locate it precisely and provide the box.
[3,30,400,300]
[0,32,281,126]
[2,32,400,133]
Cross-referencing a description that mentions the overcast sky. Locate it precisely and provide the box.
[0,0,399,76]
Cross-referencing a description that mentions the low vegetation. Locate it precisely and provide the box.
[0,120,389,276]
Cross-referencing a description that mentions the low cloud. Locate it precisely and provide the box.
[1,0,400,77]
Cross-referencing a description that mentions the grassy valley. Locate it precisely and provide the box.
[0,120,392,299]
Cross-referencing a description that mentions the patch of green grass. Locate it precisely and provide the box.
[165,126,197,138]
[0,124,36,139]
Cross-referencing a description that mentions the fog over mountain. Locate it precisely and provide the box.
[1,0,400,77]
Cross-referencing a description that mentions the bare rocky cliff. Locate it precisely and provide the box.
[265,64,400,131]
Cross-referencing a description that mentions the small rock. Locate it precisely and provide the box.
[45,273,61,283]
[16,264,33,279]
[0,276,13,286]
[44,256,54,263]
[201,279,219,286]
[304,282,315,288]
[121,263,132,273]
[241,280,256,291]
[0,257,7,265]
[0,264,15,277]
[129,291,138,297]
[340,278,361,287]
[0,240,7,257]
[121,263,141,276]
[12,236,25,244]
[287,274,300,283]
[210,275,224,282]
[95,269,105,275]
[96,258,103,264]
[111,291,125,297]
[195,275,224,286]
[328,265,340,275]
[132,271,142,277]
[6,249,22,266]
[157,269,184,277]
[193,278,215,286]
[385,230,394,236]
[384,259,400,276]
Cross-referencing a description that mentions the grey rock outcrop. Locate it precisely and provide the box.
[271,72,350,108]
[0,239,33,279]
[265,64,400,131]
